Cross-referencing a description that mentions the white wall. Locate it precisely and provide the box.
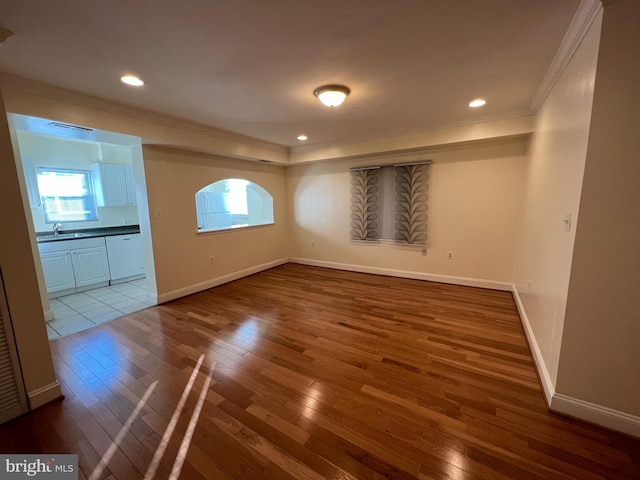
[288,138,527,287]
[15,131,139,232]
[142,146,289,301]
[557,0,640,418]
[512,11,602,394]
[0,90,61,409]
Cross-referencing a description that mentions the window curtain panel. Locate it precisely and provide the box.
[350,168,380,241]
[394,163,429,245]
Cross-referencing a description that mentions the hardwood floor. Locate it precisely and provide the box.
[2,263,639,479]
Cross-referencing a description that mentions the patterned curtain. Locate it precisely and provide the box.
[350,168,380,241]
[394,163,429,245]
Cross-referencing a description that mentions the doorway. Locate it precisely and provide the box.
[8,113,157,339]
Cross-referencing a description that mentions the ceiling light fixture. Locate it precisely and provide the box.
[469,98,487,108]
[314,85,350,107]
[297,135,308,141]
[121,75,144,87]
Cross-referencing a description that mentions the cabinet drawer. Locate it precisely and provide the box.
[38,236,106,254]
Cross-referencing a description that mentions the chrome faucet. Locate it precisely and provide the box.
[53,223,63,235]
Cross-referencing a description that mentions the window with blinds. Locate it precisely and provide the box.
[350,161,430,245]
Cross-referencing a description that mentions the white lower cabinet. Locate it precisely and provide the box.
[70,246,110,287]
[106,234,145,281]
[38,237,110,297]
[40,251,75,293]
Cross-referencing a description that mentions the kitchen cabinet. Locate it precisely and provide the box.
[38,237,110,297]
[92,163,136,207]
[106,234,145,281]
[125,166,137,205]
[40,251,75,293]
[70,246,111,287]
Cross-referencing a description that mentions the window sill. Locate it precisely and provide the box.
[196,222,275,236]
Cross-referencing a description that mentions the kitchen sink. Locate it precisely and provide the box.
[37,232,93,242]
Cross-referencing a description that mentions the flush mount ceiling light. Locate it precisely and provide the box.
[469,98,487,108]
[297,135,308,141]
[120,74,144,87]
[313,84,350,107]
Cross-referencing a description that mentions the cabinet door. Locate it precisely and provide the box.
[93,163,128,206]
[40,251,75,293]
[71,247,110,287]
[124,166,137,205]
[106,234,145,280]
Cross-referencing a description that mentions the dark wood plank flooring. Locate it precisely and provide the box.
[1,264,639,479]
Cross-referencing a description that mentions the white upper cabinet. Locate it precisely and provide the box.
[125,166,137,205]
[92,163,136,207]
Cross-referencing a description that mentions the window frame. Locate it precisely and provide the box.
[36,167,99,224]
[195,178,274,234]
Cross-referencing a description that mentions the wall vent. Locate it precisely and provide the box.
[48,122,93,133]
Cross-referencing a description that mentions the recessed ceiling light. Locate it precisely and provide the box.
[297,135,308,141]
[120,75,144,87]
[469,98,487,108]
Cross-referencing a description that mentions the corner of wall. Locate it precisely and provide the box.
[27,382,62,410]
[511,284,555,406]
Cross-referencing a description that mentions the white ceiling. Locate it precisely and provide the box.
[0,1,580,149]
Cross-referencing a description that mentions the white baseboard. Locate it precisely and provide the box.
[289,257,513,291]
[511,284,555,406]
[43,309,55,322]
[551,394,640,439]
[512,283,640,438]
[28,381,62,410]
[157,257,289,304]
[146,291,158,306]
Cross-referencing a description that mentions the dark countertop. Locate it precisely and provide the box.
[36,225,141,243]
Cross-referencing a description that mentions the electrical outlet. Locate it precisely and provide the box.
[447,251,453,260]
[154,208,162,218]
[311,241,315,247]
[421,248,427,256]
[209,256,215,264]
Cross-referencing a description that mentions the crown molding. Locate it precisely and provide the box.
[289,116,534,164]
[293,108,530,155]
[529,0,602,113]
[0,73,288,160]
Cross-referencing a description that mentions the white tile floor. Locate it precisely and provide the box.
[46,278,151,339]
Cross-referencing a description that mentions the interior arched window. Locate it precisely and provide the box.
[195,179,274,232]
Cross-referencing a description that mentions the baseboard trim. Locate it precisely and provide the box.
[28,381,62,410]
[551,394,640,439]
[157,257,289,304]
[289,257,512,291]
[512,283,640,438]
[146,291,159,306]
[511,284,555,406]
